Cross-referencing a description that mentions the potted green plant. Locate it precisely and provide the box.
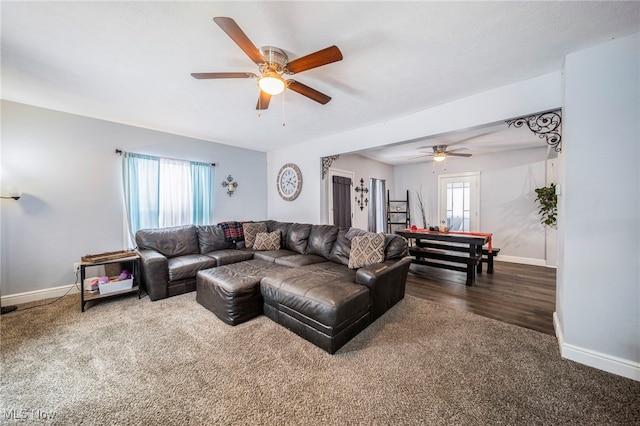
[534,183,557,228]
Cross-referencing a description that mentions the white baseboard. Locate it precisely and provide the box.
[2,283,80,306]
[553,311,563,348]
[553,311,640,381]
[496,255,551,267]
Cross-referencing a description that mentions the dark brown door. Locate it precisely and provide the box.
[332,175,352,228]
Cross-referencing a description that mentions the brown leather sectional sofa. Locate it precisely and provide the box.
[136,221,411,353]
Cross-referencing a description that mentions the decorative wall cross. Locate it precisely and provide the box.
[221,175,238,196]
[354,178,369,211]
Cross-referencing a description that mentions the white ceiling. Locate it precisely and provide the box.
[2,1,638,155]
[357,118,553,165]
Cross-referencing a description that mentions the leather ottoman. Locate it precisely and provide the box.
[196,259,288,326]
[261,271,371,354]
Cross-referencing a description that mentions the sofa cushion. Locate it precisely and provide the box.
[274,254,327,268]
[345,227,368,240]
[204,249,254,266]
[197,225,235,253]
[348,232,385,269]
[200,259,287,291]
[264,261,356,282]
[167,254,217,281]
[307,225,339,259]
[328,228,351,266]
[266,221,291,248]
[260,274,370,329]
[384,234,409,259]
[136,225,199,258]
[243,222,268,249]
[252,249,298,263]
[254,231,281,251]
[284,223,311,253]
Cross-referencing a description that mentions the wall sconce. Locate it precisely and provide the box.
[221,175,238,197]
[0,188,22,201]
[354,178,369,211]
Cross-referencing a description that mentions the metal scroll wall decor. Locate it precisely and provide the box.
[321,155,340,179]
[221,174,238,196]
[506,109,562,152]
[354,178,369,211]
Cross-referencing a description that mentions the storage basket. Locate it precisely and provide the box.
[98,276,134,294]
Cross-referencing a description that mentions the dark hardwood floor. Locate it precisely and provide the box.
[405,260,557,335]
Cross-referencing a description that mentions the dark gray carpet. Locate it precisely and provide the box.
[1,292,638,425]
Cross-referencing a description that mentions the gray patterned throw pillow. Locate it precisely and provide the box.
[348,232,385,269]
[253,231,281,251]
[243,222,267,249]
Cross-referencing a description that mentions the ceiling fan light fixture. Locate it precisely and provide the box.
[258,73,285,95]
[433,153,446,162]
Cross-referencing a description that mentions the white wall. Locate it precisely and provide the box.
[0,101,267,298]
[267,72,563,224]
[557,33,640,380]
[393,147,551,265]
[323,154,394,230]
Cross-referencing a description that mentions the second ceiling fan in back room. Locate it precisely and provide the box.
[410,145,472,162]
[191,17,343,111]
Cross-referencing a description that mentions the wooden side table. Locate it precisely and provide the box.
[80,255,142,312]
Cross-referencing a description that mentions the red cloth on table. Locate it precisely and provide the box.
[447,231,492,253]
[403,228,493,253]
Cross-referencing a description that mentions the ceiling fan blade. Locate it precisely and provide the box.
[287,80,331,104]
[447,153,472,157]
[256,91,271,110]
[213,17,266,65]
[408,154,431,160]
[191,72,256,79]
[286,45,343,74]
[446,147,470,154]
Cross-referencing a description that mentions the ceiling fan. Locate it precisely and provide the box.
[191,17,343,110]
[410,145,472,162]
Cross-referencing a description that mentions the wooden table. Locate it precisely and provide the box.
[396,229,489,286]
[80,255,142,312]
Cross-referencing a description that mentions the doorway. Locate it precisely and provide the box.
[438,172,480,232]
[327,168,354,228]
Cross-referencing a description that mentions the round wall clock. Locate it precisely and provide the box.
[277,163,302,201]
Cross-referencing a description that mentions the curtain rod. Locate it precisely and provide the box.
[115,149,215,166]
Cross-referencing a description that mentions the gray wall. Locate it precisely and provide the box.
[1,101,267,296]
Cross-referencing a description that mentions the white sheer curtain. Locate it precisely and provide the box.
[368,178,387,233]
[122,153,213,243]
[159,158,193,227]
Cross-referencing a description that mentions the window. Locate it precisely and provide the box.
[438,172,480,232]
[122,152,213,241]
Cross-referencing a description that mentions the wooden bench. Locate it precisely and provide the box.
[411,240,483,286]
[478,247,500,274]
